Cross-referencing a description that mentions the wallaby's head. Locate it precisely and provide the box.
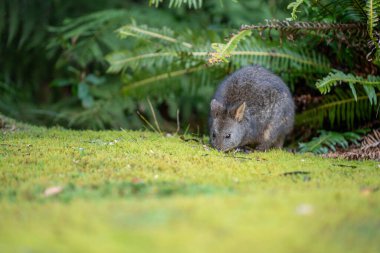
[209,99,247,152]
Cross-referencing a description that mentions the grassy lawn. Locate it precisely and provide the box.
[1,121,379,253]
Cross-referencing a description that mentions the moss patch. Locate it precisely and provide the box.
[1,126,380,253]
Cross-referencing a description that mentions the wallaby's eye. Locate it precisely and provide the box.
[225,133,231,139]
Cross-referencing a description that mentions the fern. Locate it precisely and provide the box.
[352,0,368,19]
[206,20,368,66]
[230,39,331,73]
[106,24,203,74]
[107,39,331,75]
[122,65,204,94]
[149,0,203,8]
[48,9,131,68]
[208,30,252,64]
[0,0,52,84]
[316,70,380,104]
[361,129,380,149]
[240,20,367,38]
[296,90,380,129]
[287,0,307,21]
[49,10,128,37]
[106,38,331,97]
[298,130,366,154]
[365,0,380,39]
[308,0,367,21]
[4,0,380,133]
[117,24,193,48]
[107,51,177,73]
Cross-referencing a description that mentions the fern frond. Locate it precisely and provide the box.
[352,0,368,18]
[208,30,252,64]
[296,90,380,128]
[107,39,330,78]
[230,39,331,73]
[1,0,51,49]
[107,51,177,73]
[312,0,367,21]
[239,20,368,47]
[209,20,368,66]
[365,0,380,39]
[149,0,203,9]
[287,0,307,21]
[241,20,367,34]
[117,24,193,48]
[49,10,128,38]
[361,129,380,149]
[231,50,327,70]
[316,70,380,104]
[299,130,365,154]
[0,1,5,41]
[122,65,204,94]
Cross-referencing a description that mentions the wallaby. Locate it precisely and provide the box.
[209,65,295,152]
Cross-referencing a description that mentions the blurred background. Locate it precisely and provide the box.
[1,0,379,153]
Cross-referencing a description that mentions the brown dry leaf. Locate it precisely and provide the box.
[361,188,372,197]
[323,129,380,161]
[360,187,379,197]
[131,178,144,184]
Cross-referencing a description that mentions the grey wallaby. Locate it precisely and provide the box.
[209,65,295,151]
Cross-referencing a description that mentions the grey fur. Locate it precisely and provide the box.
[209,65,295,151]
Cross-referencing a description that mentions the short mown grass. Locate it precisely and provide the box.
[1,121,379,253]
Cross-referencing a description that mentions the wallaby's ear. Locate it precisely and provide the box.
[234,102,246,122]
[210,99,224,117]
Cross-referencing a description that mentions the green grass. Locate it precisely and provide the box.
[1,121,380,253]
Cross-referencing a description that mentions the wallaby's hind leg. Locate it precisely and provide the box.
[273,135,285,148]
[255,137,283,151]
[255,122,285,151]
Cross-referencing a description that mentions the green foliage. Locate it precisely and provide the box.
[220,39,331,74]
[0,1,135,128]
[107,22,331,96]
[316,70,380,105]
[208,30,252,64]
[48,9,130,66]
[1,0,297,132]
[0,0,51,88]
[298,129,367,154]
[43,9,136,129]
[149,0,204,8]
[116,24,193,48]
[231,21,367,53]
[287,0,307,21]
[296,89,380,129]
[365,0,380,39]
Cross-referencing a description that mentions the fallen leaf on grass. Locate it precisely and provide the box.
[360,187,379,197]
[44,186,63,197]
[295,203,314,216]
[131,178,144,184]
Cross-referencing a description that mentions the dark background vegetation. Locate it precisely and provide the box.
[1,0,380,153]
